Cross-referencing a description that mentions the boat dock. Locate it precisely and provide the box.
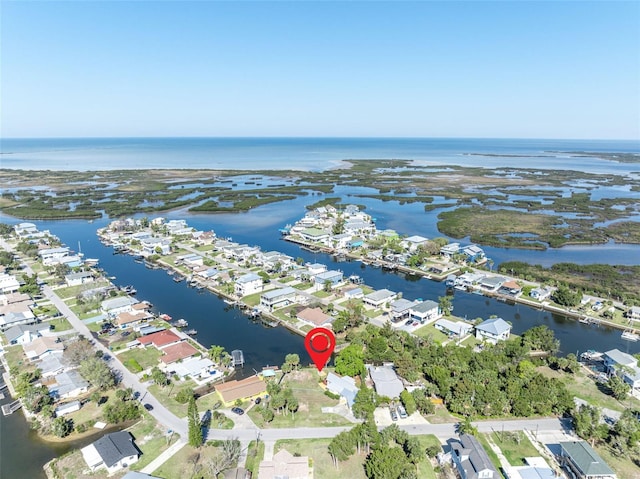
[1,399,22,416]
[231,349,244,367]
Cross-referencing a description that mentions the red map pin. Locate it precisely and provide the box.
[304,327,336,372]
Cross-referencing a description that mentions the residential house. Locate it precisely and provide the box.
[627,306,640,322]
[235,273,263,297]
[498,280,522,296]
[509,457,557,479]
[299,227,330,244]
[64,271,95,287]
[296,307,333,328]
[326,372,359,409]
[101,296,139,316]
[435,318,473,338]
[160,341,199,365]
[462,244,485,263]
[314,270,343,289]
[409,300,440,323]
[4,323,49,345]
[449,434,500,479]
[115,310,153,329]
[603,349,640,394]
[56,255,84,268]
[36,355,69,378]
[14,222,38,237]
[23,336,64,361]
[81,431,140,474]
[215,375,267,406]
[440,243,461,258]
[343,287,364,300]
[258,449,310,479]
[49,370,90,399]
[122,472,162,479]
[363,289,397,308]
[344,219,375,236]
[479,276,505,291]
[0,273,20,294]
[169,357,215,380]
[558,441,616,479]
[306,263,327,276]
[530,287,553,301]
[332,233,353,249]
[260,287,297,311]
[141,237,171,256]
[389,298,416,321]
[38,247,71,263]
[55,401,81,417]
[475,318,511,343]
[138,329,182,348]
[367,364,404,399]
[0,302,37,330]
[401,235,429,252]
[196,267,219,280]
[195,230,216,245]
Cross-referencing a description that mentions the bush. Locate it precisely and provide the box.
[175,388,194,404]
[324,390,340,400]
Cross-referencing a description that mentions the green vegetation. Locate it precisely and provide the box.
[489,431,539,466]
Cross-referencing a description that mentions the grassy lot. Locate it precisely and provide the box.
[45,316,73,332]
[275,438,366,479]
[415,435,443,479]
[118,347,162,372]
[313,290,332,299]
[248,369,353,428]
[3,344,29,372]
[64,389,119,429]
[194,244,216,252]
[413,322,449,343]
[54,280,111,300]
[128,416,176,472]
[425,405,457,424]
[242,291,263,307]
[475,434,504,472]
[148,380,198,418]
[594,443,640,479]
[537,365,640,412]
[490,431,539,466]
[293,282,313,290]
[49,449,117,479]
[365,309,383,319]
[244,440,265,477]
[153,443,221,479]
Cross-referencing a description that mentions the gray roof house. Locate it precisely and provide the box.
[449,434,499,479]
[49,370,90,399]
[326,372,359,408]
[101,296,139,315]
[410,300,440,322]
[475,318,511,343]
[260,287,297,310]
[559,441,616,479]
[390,298,417,320]
[363,289,397,307]
[4,323,48,345]
[367,364,404,399]
[81,431,140,474]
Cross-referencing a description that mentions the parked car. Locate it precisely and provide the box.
[143,403,154,411]
[397,404,408,419]
[254,397,261,405]
[121,331,131,337]
[390,407,398,421]
[231,407,244,415]
[405,319,413,326]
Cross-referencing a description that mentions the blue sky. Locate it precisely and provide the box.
[2,1,639,139]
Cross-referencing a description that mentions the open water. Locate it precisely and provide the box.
[1,136,640,477]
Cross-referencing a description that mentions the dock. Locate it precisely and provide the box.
[2,399,22,416]
[231,349,244,367]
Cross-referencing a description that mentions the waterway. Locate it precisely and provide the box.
[1,201,640,477]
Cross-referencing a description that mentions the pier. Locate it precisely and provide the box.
[2,399,22,416]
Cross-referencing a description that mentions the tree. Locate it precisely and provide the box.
[438,296,453,315]
[352,386,377,420]
[399,390,417,416]
[411,389,435,415]
[553,285,582,307]
[573,404,607,446]
[282,353,300,373]
[53,263,70,280]
[521,325,559,355]
[328,430,356,468]
[188,395,203,447]
[332,316,348,333]
[457,416,478,436]
[206,438,242,477]
[79,357,115,390]
[608,375,631,400]
[175,388,194,404]
[151,366,170,387]
[323,280,333,292]
[364,445,414,479]
[51,416,73,438]
[287,397,299,418]
[334,344,366,377]
[64,337,95,366]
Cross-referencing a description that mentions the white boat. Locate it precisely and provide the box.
[621,331,639,342]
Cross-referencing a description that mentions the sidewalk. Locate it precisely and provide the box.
[140,437,187,474]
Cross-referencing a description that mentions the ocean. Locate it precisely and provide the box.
[1,137,639,173]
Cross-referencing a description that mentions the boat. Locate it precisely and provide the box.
[621,330,639,342]
[348,274,364,284]
[184,329,198,336]
[174,319,188,328]
[84,258,99,265]
[580,350,603,361]
[173,276,184,283]
[120,285,137,295]
[159,313,172,321]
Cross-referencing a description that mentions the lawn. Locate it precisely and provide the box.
[248,369,353,428]
[537,365,640,412]
[415,435,443,479]
[313,290,332,299]
[118,347,162,371]
[54,280,111,300]
[2,344,29,372]
[242,291,263,307]
[275,438,366,479]
[128,416,177,472]
[45,316,73,332]
[490,431,539,466]
[153,443,221,479]
[148,380,198,418]
[243,440,265,477]
[475,434,503,472]
[594,443,640,479]
[413,322,449,343]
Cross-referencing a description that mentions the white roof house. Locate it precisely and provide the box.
[235,273,263,297]
[260,287,297,310]
[367,364,404,399]
[435,318,473,337]
[363,289,397,307]
[475,318,511,342]
[0,274,20,294]
[326,372,359,408]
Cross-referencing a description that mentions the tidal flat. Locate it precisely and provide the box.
[1,158,639,249]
